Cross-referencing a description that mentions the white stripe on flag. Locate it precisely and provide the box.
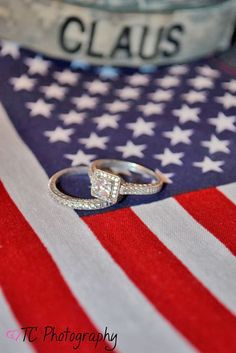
[0,106,196,353]
[0,291,35,353]
[218,182,236,205]
[133,198,236,315]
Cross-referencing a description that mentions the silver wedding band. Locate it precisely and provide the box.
[48,166,116,210]
[48,160,164,210]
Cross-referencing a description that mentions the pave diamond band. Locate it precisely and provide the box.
[49,161,164,210]
[90,159,164,202]
[48,166,115,210]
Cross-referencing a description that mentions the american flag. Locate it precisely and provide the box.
[0,39,236,353]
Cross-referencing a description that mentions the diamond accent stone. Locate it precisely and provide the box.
[91,170,121,202]
[92,178,112,199]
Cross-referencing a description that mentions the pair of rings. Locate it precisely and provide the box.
[48,159,164,210]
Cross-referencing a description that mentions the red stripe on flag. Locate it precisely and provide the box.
[0,182,115,353]
[175,188,236,255]
[84,208,236,353]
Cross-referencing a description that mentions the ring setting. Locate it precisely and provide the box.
[89,159,164,202]
[48,159,165,210]
[90,169,121,203]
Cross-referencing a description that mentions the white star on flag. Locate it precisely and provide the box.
[93,114,120,130]
[163,126,193,146]
[173,105,200,124]
[126,117,155,137]
[116,140,146,158]
[201,135,230,154]
[65,150,96,166]
[25,56,50,75]
[79,132,109,150]
[26,99,54,118]
[127,74,149,86]
[0,41,20,59]
[168,65,188,75]
[138,103,164,116]
[44,127,74,143]
[10,74,36,91]
[72,95,98,109]
[181,90,207,104]
[208,113,236,133]
[156,76,180,88]
[149,89,173,102]
[193,156,224,173]
[60,111,86,125]
[215,93,236,109]
[85,80,109,95]
[105,100,130,113]
[188,76,213,90]
[196,65,220,78]
[116,87,140,100]
[154,148,184,166]
[40,84,67,100]
[53,69,79,85]
[157,171,174,184]
[222,80,236,93]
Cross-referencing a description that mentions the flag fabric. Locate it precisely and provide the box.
[0,40,236,353]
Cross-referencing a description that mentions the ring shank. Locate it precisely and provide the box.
[48,166,115,210]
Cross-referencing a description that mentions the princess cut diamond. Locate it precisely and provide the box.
[91,170,121,203]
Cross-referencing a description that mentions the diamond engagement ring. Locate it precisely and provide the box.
[89,159,164,203]
[48,166,116,210]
